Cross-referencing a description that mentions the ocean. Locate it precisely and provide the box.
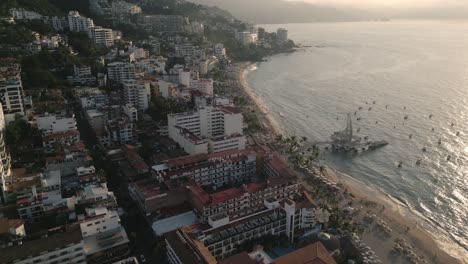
[245,21,468,254]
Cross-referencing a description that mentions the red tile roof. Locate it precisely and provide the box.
[273,242,337,264]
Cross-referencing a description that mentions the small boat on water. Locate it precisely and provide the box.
[397,161,403,168]
[438,139,442,145]
[404,115,409,120]
[422,147,427,152]
[279,112,285,117]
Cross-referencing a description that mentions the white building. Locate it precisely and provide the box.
[9,8,42,20]
[88,26,114,47]
[122,103,138,122]
[122,79,149,111]
[277,28,288,43]
[107,62,136,83]
[0,78,25,123]
[168,105,245,154]
[0,105,12,202]
[191,78,213,96]
[80,208,130,264]
[68,11,94,32]
[36,112,77,136]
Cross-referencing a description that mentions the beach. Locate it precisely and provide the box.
[234,61,467,264]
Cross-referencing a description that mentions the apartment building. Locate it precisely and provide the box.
[112,1,142,15]
[88,26,115,48]
[68,11,94,32]
[0,61,26,122]
[107,62,136,83]
[191,78,213,96]
[122,79,149,111]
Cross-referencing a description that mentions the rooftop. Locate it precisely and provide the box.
[152,210,198,236]
[0,218,24,234]
[1,226,83,264]
[219,252,257,264]
[272,242,337,264]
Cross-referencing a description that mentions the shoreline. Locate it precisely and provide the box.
[234,61,467,264]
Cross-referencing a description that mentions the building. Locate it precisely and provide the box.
[166,191,318,262]
[188,176,302,222]
[122,79,149,111]
[68,64,97,84]
[138,15,187,32]
[122,103,138,122]
[68,11,94,32]
[43,129,81,153]
[0,104,12,200]
[168,105,245,155]
[36,112,77,136]
[277,28,288,44]
[9,8,42,20]
[80,208,130,264]
[191,78,213,96]
[0,61,26,123]
[235,32,258,46]
[88,26,115,48]
[100,117,135,147]
[214,43,226,59]
[107,62,136,83]
[0,226,86,264]
[128,179,187,214]
[112,1,142,15]
[273,242,337,264]
[152,148,257,188]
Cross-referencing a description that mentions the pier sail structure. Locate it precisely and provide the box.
[331,113,361,145]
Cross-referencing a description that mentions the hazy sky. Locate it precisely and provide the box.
[288,0,463,8]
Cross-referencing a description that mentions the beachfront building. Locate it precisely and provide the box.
[165,193,318,261]
[152,148,257,188]
[188,175,303,222]
[168,105,245,155]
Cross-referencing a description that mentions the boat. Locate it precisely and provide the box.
[422,147,427,152]
[438,139,442,145]
[397,161,403,168]
[279,112,285,117]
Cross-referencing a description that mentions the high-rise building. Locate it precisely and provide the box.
[277,28,288,43]
[122,79,149,111]
[88,26,114,47]
[0,60,26,123]
[68,11,94,32]
[0,104,12,203]
[107,62,136,83]
[168,105,245,155]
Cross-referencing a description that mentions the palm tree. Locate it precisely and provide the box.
[301,136,308,143]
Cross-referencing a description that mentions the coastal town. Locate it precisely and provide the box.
[0,1,464,264]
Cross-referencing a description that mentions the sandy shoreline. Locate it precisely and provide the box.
[234,62,467,264]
